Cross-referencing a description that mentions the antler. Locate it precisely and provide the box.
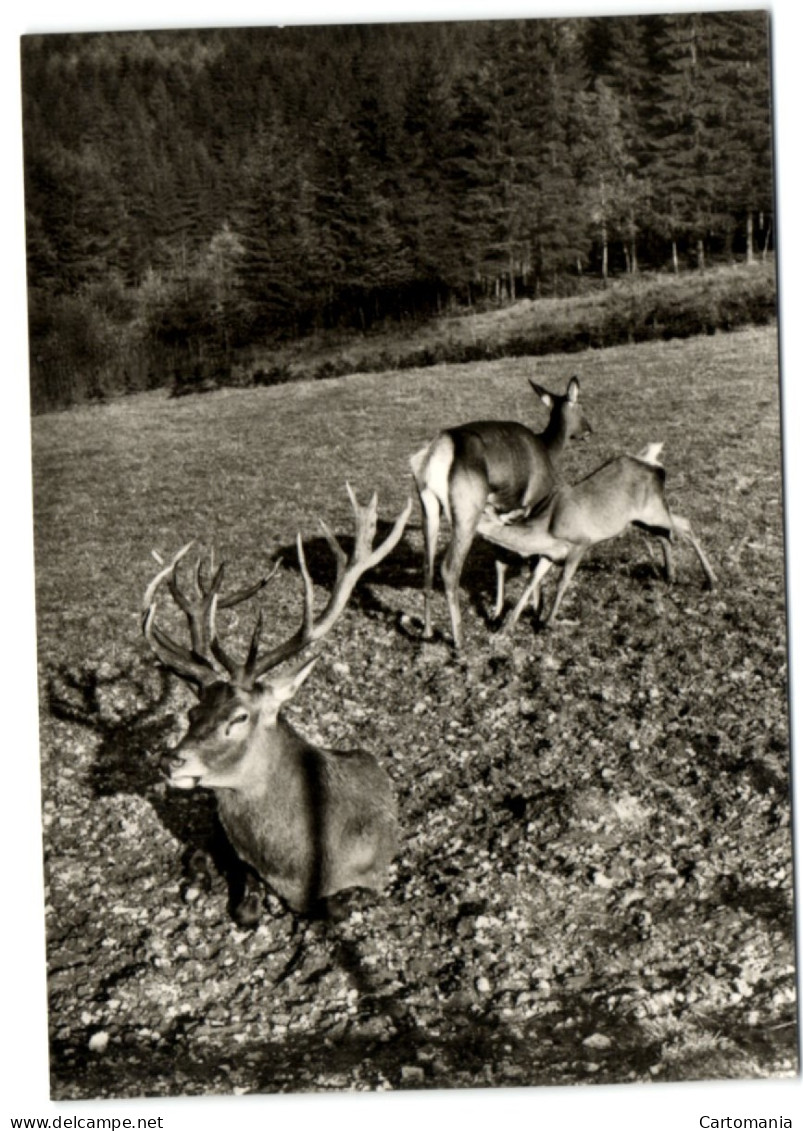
[141,487,412,690]
[142,541,280,689]
[246,486,412,682]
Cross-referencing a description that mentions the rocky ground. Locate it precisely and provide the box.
[33,328,797,1098]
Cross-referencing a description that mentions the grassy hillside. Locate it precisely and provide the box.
[234,261,777,390]
[32,326,795,1097]
[30,260,777,411]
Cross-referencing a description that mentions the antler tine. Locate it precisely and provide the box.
[242,610,265,680]
[297,534,317,638]
[205,590,233,675]
[319,519,348,584]
[144,543,290,690]
[250,489,412,679]
[142,541,195,612]
[347,481,379,559]
[218,557,283,609]
[193,555,205,599]
[142,601,218,689]
[209,559,283,684]
[170,550,224,657]
[143,542,232,687]
[362,493,412,572]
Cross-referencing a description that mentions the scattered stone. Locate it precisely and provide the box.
[87,1031,109,1053]
[400,1065,426,1086]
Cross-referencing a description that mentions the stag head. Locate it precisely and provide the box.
[142,486,411,788]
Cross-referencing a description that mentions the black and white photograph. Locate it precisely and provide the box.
[3,0,801,1123]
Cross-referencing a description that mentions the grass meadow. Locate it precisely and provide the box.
[31,325,796,1097]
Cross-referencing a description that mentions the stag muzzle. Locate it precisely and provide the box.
[161,748,202,789]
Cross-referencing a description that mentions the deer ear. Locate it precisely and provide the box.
[268,656,319,705]
[567,376,580,402]
[636,441,664,466]
[529,379,553,408]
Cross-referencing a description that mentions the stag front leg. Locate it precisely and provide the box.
[232,866,265,930]
[213,824,265,927]
[181,846,215,900]
[180,827,265,928]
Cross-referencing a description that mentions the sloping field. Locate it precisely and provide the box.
[32,326,796,1097]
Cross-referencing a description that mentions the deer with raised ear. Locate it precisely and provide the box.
[410,375,592,651]
[142,485,412,924]
[477,443,716,632]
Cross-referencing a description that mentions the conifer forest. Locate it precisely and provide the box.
[22,12,773,411]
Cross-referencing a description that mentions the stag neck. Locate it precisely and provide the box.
[245,710,312,782]
[272,710,311,755]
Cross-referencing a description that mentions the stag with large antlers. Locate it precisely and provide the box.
[143,486,412,923]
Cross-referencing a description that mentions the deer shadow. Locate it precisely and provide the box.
[275,517,514,641]
[276,517,419,592]
[46,660,258,918]
[45,656,416,1032]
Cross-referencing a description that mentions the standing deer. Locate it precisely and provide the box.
[477,443,716,631]
[410,376,592,650]
[142,486,412,923]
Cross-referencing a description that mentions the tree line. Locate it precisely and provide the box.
[21,13,774,410]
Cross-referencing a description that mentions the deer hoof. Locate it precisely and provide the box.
[324,888,377,922]
[234,892,263,930]
[183,848,214,894]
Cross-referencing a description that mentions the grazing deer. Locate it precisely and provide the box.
[410,376,592,650]
[477,443,716,631]
[142,486,412,923]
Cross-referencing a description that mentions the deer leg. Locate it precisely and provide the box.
[181,847,215,900]
[442,474,486,651]
[232,865,265,929]
[507,557,553,629]
[180,839,263,928]
[659,536,676,583]
[204,821,265,928]
[418,486,442,639]
[492,558,508,620]
[670,513,717,588]
[544,548,586,626]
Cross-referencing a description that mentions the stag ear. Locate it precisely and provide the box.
[528,379,553,409]
[264,655,319,704]
[567,375,580,402]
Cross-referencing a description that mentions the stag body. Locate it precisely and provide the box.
[478,444,716,631]
[167,678,397,913]
[144,487,411,920]
[410,376,592,649]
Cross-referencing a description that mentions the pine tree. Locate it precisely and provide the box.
[516,19,588,292]
[646,13,723,271]
[581,16,652,273]
[703,11,773,262]
[235,118,315,335]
